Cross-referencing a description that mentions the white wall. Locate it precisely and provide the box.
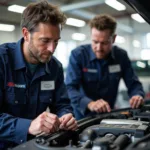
[0,25,22,44]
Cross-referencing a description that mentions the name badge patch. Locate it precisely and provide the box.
[109,64,121,73]
[41,81,55,90]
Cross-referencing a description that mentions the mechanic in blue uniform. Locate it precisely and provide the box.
[0,1,77,149]
[65,14,144,120]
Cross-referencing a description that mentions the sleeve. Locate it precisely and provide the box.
[54,64,73,117]
[65,50,92,116]
[0,56,32,145]
[121,51,145,98]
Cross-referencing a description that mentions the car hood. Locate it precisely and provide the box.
[124,0,150,25]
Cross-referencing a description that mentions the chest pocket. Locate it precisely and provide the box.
[4,87,27,117]
[109,72,121,85]
[38,91,53,114]
[39,90,53,104]
[5,87,26,105]
[83,71,98,82]
[82,71,99,97]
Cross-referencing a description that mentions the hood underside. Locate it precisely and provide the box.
[124,0,150,25]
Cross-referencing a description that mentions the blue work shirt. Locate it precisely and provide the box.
[0,38,72,149]
[65,44,144,120]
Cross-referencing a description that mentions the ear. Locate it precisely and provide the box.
[112,34,117,43]
[22,27,30,42]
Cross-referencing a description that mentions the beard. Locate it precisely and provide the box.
[28,41,52,64]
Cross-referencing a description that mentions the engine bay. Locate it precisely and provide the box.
[11,105,150,150]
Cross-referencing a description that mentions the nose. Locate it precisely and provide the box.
[96,43,102,51]
[47,42,56,54]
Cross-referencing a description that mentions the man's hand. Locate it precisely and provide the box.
[129,95,144,108]
[88,99,111,113]
[59,113,78,131]
[28,112,60,135]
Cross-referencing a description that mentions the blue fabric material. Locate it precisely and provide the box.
[0,38,72,148]
[65,44,144,120]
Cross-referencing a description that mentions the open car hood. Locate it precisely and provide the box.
[124,0,150,25]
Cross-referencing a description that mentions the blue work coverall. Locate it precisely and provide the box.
[0,38,72,149]
[65,44,144,120]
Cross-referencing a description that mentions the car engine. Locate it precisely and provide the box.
[11,105,150,150]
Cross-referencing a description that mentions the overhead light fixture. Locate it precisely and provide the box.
[8,4,26,13]
[131,13,145,23]
[105,0,126,11]
[115,35,125,43]
[0,23,15,32]
[133,40,141,48]
[72,33,86,41]
[141,49,150,60]
[66,18,86,27]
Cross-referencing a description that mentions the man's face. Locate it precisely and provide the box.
[91,28,116,59]
[24,23,61,64]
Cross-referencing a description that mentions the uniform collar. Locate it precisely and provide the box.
[37,62,51,75]
[45,62,51,74]
[110,46,115,60]
[33,62,51,80]
[89,45,116,62]
[89,45,97,61]
[13,38,51,75]
[13,38,26,70]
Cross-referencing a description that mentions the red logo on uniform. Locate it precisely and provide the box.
[7,82,15,87]
[83,68,88,72]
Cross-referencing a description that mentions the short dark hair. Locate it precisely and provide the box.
[21,0,67,33]
[89,14,117,35]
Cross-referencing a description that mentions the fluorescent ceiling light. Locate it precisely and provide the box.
[115,35,125,43]
[132,40,141,48]
[131,13,145,23]
[0,24,15,32]
[66,18,86,27]
[105,0,126,11]
[72,33,86,41]
[141,49,150,60]
[8,4,26,13]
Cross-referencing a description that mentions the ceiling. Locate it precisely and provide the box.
[0,0,149,34]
